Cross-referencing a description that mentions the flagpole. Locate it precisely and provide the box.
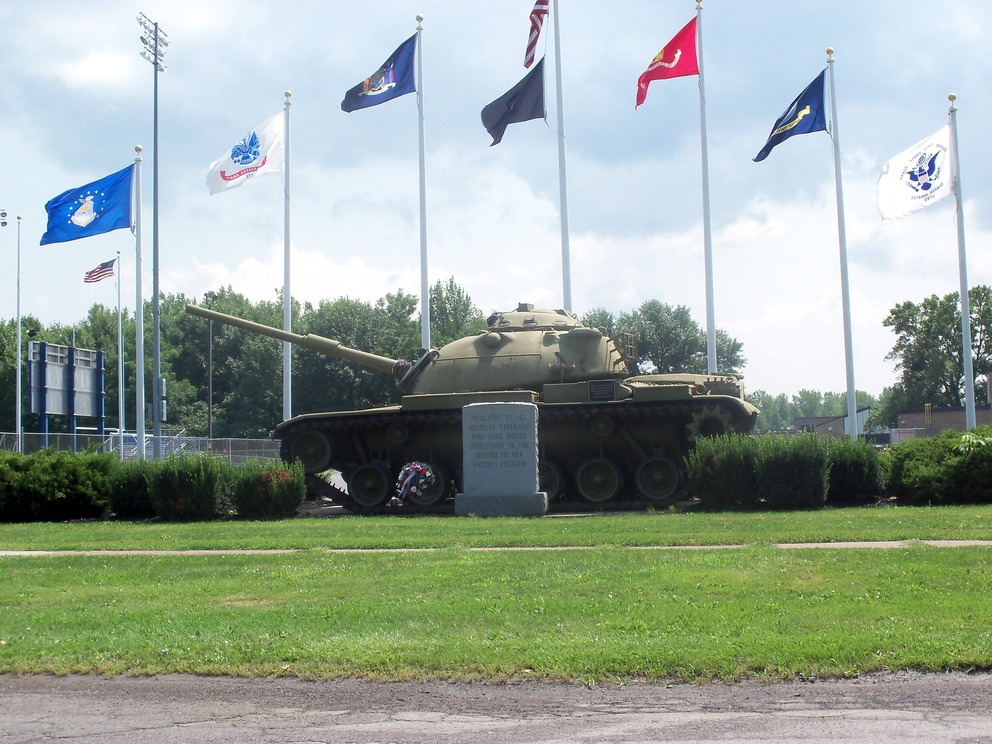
[283,90,293,420]
[947,93,976,429]
[416,15,431,349]
[133,147,146,460]
[14,215,21,454]
[695,2,717,373]
[116,250,124,460]
[551,0,572,311]
[826,49,859,437]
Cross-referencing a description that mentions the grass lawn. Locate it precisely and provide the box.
[1,506,991,682]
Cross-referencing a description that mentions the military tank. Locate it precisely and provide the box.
[186,303,758,512]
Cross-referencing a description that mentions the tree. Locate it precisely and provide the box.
[427,277,486,347]
[879,285,992,426]
[614,300,746,375]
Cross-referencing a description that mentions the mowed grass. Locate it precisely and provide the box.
[1,506,991,682]
[2,504,992,551]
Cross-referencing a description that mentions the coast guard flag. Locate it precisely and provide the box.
[84,258,116,284]
[341,34,417,113]
[636,17,698,108]
[753,70,828,162]
[206,112,285,195]
[481,58,545,146]
[877,125,952,221]
[40,165,133,246]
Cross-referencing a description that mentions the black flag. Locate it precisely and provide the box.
[481,58,546,146]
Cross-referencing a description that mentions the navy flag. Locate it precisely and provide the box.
[41,165,134,246]
[341,34,417,113]
[753,70,827,163]
[481,58,545,146]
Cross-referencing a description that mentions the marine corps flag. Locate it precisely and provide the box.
[481,58,546,146]
[753,70,828,162]
[635,17,698,108]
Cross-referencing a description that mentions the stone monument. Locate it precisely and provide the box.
[455,401,548,516]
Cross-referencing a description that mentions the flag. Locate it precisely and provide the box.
[84,258,116,284]
[481,58,546,146]
[341,34,417,113]
[40,165,133,246]
[205,112,285,195]
[524,0,549,69]
[878,124,953,221]
[752,70,828,163]
[635,17,698,108]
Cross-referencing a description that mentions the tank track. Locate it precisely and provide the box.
[289,398,749,515]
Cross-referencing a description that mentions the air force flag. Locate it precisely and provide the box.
[753,70,828,163]
[877,124,952,221]
[41,165,134,245]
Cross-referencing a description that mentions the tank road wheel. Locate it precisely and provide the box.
[575,457,622,503]
[635,456,682,505]
[406,463,450,507]
[538,460,566,501]
[288,430,332,474]
[686,404,734,441]
[347,463,393,509]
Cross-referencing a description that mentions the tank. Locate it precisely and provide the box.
[186,302,759,512]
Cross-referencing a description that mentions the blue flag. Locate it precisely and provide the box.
[41,165,134,245]
[753,70,827,163]
[341,34,417,113]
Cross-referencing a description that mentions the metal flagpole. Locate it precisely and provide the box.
[283,90,293,420]
[551,0,572,312]
[695,1,717,373]
[416,15,431,350]
[15,215,22,453]
[116,249,124,459]
[826,49,859,437]
[133,147,146,460]
[948,93,976,429]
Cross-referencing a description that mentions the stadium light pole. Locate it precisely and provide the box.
[137,12,167,458]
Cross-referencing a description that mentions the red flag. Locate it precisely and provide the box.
[635,17,699,108]
[524,0,549,68]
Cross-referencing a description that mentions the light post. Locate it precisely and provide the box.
[137,12,167,458]
[1,210,21,453]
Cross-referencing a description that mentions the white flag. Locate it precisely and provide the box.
[877,124,953,221]
[205,112,285,195]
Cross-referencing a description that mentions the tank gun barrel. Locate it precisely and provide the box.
[185,304,401,376]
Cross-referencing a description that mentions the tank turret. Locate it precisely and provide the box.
[185,302,758,511]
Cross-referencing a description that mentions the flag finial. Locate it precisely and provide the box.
[285,90,292,100]
[948,92,957,103]
[135,145,142,154]
[826,47,834,58]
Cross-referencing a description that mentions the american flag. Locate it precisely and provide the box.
[524,0,549,69]
[84,258,116,284]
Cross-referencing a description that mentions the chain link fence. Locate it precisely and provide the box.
[0,431,281,464]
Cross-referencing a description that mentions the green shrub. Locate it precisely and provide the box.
[826,438,884,504]
[687,435,759,510]
[146,455,232,521]
[885,431,960,505]
[754,434,829,510]
[231,459,306,519]
[0,450,113,522]
[942,430,992,504]
[108,460,155,519]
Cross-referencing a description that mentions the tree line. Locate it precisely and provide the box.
[3,280,988,438]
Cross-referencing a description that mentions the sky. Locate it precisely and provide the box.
[1,0,990,400]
